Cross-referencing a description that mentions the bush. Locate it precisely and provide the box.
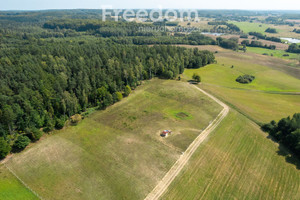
[71,114,82,125]
[265,28,277,33]
[43,117,54,133]
[124,85,132,97]
[113,92,122,103]
[192,73,201,83]
[55,117,66,129]
[236,74,255,84]
[164,70,174,79]
[13,135,31,151]
[0,137,11,159]
[25,127,43,142]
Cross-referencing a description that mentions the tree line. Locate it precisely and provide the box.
[248,32,281,43]
[241,40,276,50]
[261,113,300,158]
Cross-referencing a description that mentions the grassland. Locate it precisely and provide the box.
[181,45,300,123]
[0,166,38,200]
[162,110,300,200]
[230,21,271,34]
[246,47,300,60]
[230,21,300,39]
[2,79,221,200]
[160,45,300,200]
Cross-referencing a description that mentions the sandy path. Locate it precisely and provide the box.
[144,84,229,200]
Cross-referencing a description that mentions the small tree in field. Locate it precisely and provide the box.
[192,73,201,83]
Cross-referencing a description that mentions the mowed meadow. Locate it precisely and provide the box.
[1,79,221,200]
[162,110,300,200]
[161,45,300,200]
[230,21,300,39]
[0,166,39,200]
[182,45,300,123]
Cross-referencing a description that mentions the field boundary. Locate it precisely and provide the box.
[4,163,42,200]
[144,83,229,200]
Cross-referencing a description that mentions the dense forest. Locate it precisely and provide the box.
[262,113,300,158]
[0,34,215,159]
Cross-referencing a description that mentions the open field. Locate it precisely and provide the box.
[146,85,229,200]
[162,110,300,200]
[180,45,300,123]
[246,47,300,60]
[2,79,221,200]
[0,166,38,200]
[230,21,300,39]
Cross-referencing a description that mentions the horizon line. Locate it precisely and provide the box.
[0,8,300,12]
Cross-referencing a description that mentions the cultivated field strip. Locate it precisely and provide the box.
[4,164,42,200]
[144,84,229,200]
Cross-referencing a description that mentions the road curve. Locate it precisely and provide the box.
[144,84,229,200]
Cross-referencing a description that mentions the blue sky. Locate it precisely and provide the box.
[1,0,300,10]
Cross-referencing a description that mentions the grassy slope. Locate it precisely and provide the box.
[162,45,300,200]
[0,166,38,200]
[230,21,270,34]
[230,21,300,39]
[246,47,300,60]
[183,48,300,123]
[162,110,300,200]
[3,79,221,200]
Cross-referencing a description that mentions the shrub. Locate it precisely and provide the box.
[13,135,31,151]
[25,127,43,142]
[236,74,255,84]
[55,117,66,129]
[192,73,201,83]
[0,137,11,159]
[124,85,132,97]
[71,114,82,125]
[265,28,277,33]
[115,92,123,102]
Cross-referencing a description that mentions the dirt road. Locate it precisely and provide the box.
[144,84,229,200]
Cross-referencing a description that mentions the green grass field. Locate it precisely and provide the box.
[0,166,38,200]
[230,21,270,34]
[230,21,300,39]
[1,79,221,200]
[183,46,300,123]
[1,45,300,200]
[161,45,300,200]
[162,110,300,200]
[246,47,300,60]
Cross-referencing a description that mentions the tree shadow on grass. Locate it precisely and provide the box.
[266,135,300,170]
